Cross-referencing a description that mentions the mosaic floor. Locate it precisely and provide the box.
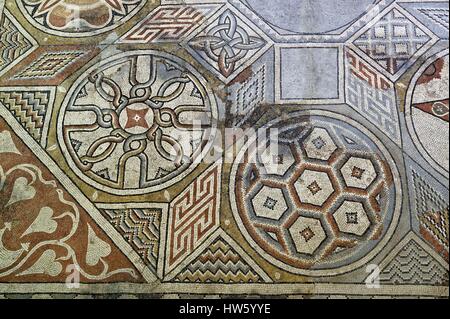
[0,0,448,299]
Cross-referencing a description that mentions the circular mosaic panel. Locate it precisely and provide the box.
[230,111,401,276]
[58,50,218,195]
[405,50,449,176]
[16,0,147,37]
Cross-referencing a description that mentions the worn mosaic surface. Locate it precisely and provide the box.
[0,0,448,299]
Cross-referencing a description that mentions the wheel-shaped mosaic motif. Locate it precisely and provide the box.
[405,50,449,176]
[230,111,402,275]
[58,50,218,195]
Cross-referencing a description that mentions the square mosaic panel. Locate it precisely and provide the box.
[0,0,448,299]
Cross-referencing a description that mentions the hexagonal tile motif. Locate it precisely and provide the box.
[252,186,288,220]
[259,143,296,176]
[341,157,378,189]
[294,170,335,206]
[333,201,371,236]
[289,216,327,255]
[303,128,338,161]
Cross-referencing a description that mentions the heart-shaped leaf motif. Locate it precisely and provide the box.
[19,250,62,277]
[22,207,58,237]
[86,225,111,266]
[5,177,36,207]
[0,131,20,155]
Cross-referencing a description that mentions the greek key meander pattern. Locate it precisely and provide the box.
[0,0,448,299]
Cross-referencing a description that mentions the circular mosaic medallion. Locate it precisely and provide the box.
[405,50,449,176]
[58,50,218,195]
[229,111,401,276]
[16,0,147,37]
